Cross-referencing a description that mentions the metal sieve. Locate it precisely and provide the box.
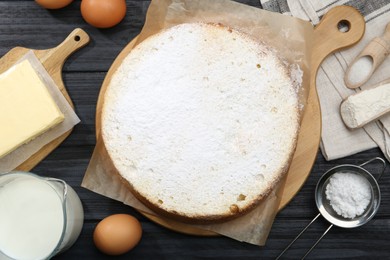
[276,157,386,260]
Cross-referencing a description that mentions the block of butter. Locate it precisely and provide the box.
[0,59,64,158]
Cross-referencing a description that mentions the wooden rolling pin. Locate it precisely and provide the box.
[344,22,390,89]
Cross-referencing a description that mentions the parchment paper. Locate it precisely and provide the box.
[82,0,313,245]
[0,51,80,172]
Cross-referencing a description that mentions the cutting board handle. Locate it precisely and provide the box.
[0,28,90,171]
[312,6,365,72]
[40,28,90,72]
[280,6,366,210]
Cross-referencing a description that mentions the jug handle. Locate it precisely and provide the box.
[45,177,68,199]
[44,177,69,257]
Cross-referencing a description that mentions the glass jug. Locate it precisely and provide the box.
[0,171,84,259]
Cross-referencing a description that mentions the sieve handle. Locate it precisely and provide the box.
[276,213,321,260]
[359,157,386,181]
[301,224,333,260]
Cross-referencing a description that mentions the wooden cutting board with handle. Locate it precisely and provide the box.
[278,6,365,209]
[95,6,365,235]
[0,28,90,171]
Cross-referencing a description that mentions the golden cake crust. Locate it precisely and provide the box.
[102,23,300,223]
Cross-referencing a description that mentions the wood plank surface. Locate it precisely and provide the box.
[0,0,389,259]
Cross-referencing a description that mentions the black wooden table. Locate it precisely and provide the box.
[1,1,389,259]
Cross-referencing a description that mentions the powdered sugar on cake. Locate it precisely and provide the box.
[102,23,301,221]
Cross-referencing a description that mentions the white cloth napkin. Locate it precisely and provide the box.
[261,0,390,161]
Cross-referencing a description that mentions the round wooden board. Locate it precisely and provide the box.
[95,6,365,236]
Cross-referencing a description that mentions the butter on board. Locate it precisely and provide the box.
[0,59,64,158]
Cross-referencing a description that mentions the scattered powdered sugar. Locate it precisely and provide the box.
[289,63,303,88]
[289,63,304,111]
[325,172,371,219]
[102,23,300,217]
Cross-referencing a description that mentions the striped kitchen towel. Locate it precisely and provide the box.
[261,0,390,161]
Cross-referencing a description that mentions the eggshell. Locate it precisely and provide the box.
[81,0,127,28]
[35,0,74,9]
[93,214,142,255]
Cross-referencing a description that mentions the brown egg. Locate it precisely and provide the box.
[81,0,127,28]
[93,214,142,255]
[35,0,74,9]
